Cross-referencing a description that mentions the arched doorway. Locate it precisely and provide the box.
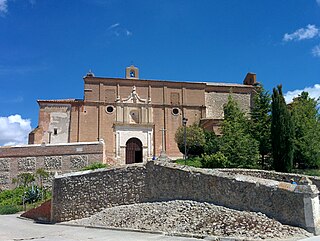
[125,138,143,164]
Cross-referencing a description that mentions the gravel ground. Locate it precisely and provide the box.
[67,200,311,240]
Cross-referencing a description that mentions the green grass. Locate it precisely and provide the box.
[175,157,203,168]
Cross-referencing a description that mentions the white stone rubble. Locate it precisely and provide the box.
[67,200,311,240]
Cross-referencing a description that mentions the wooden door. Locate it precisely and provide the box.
[125,138,143,164]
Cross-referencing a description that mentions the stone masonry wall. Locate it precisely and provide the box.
[0,141,104,190]
[51,164,147,222]
[51,161,320,233]
[205,92,251,119]
[218,169,320,192]
[146,163,307,228]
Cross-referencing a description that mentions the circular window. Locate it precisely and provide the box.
[106,105,114,114]
[172,108,180,115]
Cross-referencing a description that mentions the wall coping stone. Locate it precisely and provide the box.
[0,141,102,149]
[150,161,320,195]
[54,163,146,179]
[218,168,320,182]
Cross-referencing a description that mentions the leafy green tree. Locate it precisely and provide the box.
[203,129,219,155]
[290,92,320,168]
[175,123,206,157]
[271,85,294,172]
[17,173,35,187]
[35,168,49,200]
[35,168,49,189]
[219,95,259,168]
[250,83,272,168]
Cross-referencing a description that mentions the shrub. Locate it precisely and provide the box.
[175,156,203,168]
[0,187,25,206]
[81,162,108,171]
[0,205,21,215]
[200,152,230,168]
[23,186,41,204]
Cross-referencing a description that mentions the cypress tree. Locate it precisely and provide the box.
[250,83,272,169]
[271,85,294,172]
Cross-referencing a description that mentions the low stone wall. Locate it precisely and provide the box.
[0,141,105,190]
[218,168,320,192]
[146,162,320,233]
[51,161,320,234]
[51,164,147,222]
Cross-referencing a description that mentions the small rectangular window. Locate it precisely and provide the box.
[53,128,58,135]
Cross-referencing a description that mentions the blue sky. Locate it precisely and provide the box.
[0,0,320,145]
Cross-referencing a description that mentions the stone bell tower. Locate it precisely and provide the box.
[126,65,139,79]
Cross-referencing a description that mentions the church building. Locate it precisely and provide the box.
[28,66,257,165]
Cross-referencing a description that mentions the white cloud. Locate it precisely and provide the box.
[0,0,8,16]
[107,23,133,38]
[317,0,320,6]
[284,84,320,103]
[312,44,320,57]
[108,23,120,29]
[126,29,132,36]
[0,115,32,146]
[283,24,320,41]
[0,0,36,16]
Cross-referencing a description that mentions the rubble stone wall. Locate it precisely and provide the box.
[0,141,104,190]
[51,161,320,233]
[205,92,251,119]
[146,163,307,228]
[51,164,147,222]
[218,169,320,191]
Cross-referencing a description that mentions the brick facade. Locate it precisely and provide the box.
[29,67,256,165]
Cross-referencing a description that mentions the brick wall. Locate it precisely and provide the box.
[0,141,105,190]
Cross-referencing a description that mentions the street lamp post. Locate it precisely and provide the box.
[182,117,188,165]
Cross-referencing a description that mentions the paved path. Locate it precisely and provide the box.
[0,214,203,241]
[299,238,320,241]
[0,214,318,241]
